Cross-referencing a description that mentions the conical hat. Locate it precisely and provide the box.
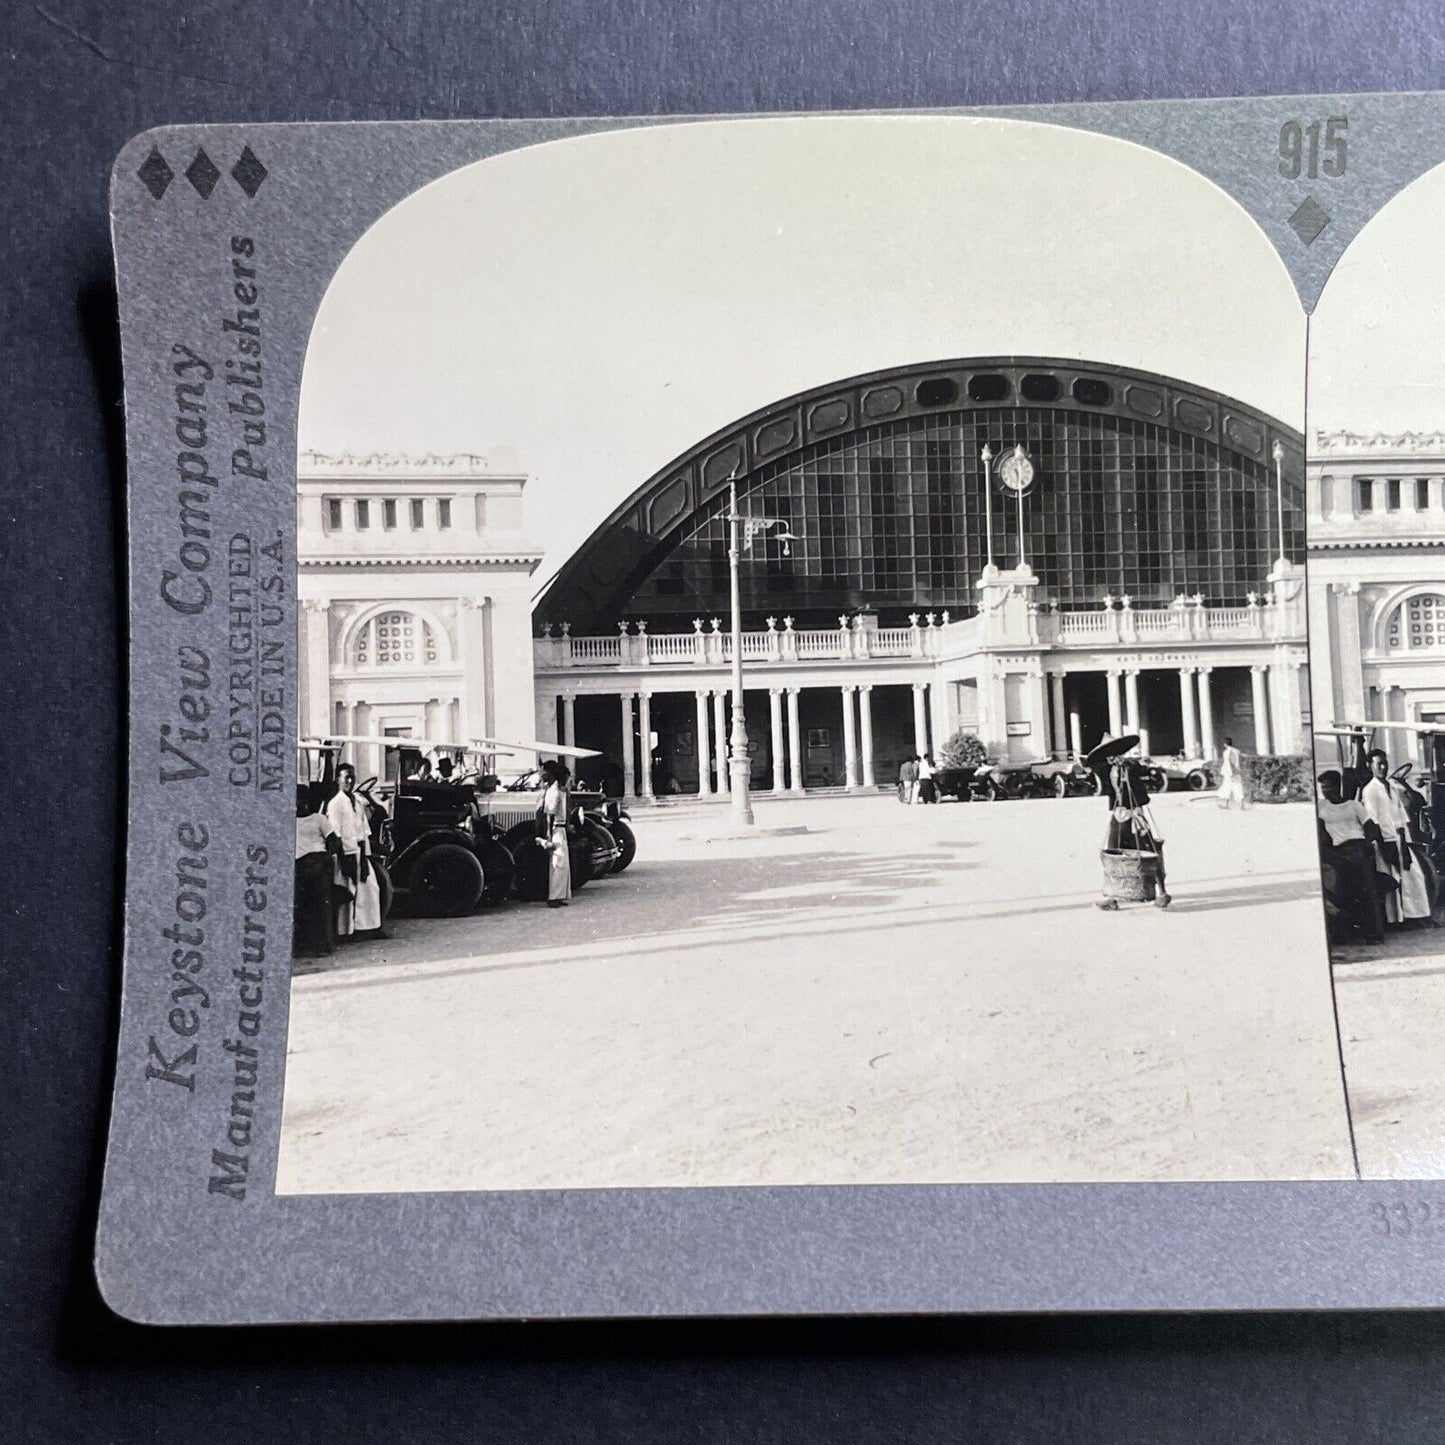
[1083,732,1141,767]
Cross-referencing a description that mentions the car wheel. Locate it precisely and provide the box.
[608,818,638,873]
[984,778,1001,801]
[474,834,517,906]
[1053,774,1068,799]
[1187,769,1209,792]
[581,818,621,879]
[409,843,485,917]
[501,823,550,902]
[373,860,395,922]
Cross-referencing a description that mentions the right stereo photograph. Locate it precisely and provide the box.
[1309,160,1445,1178]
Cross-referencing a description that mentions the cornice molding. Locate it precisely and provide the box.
[298,450,525,477]
[1313,430,1445,456]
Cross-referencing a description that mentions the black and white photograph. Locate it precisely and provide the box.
[1307,160,1445,1177]
[275,115,1358,1194]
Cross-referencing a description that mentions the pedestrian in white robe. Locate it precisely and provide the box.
[538,760,573,907]
[326,763,383,937]
[1360,750,1432,925]
[1216,736,1245,808]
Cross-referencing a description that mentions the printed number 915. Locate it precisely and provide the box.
[1279,118,1348,180]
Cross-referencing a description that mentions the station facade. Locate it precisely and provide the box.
[294,359,1311,799]
[1307,431,1445,767]
[537,358,1310,798]
[295,451,542,782]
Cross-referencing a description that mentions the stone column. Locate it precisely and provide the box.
[912,682,929,756]
[1123,667,1141,733]
[301,599,331,737]
[786,688,804,793]
[637,692,655,800]
[1106,669,1124,736]
[841,684,860,791]
[561,693,576,748]
[769,688,786,792]
[859,684,876,787]
[694,689,712,796]
[928,679,948,758]
[459,596,491,742]
[1197,668,1216,757]
[1179,667,1200,758]
[1049,671,1067,757]
[619,692,636,798]
[1250,666,1273,754]
[712,690,729,795]
[1069,709,1084,759]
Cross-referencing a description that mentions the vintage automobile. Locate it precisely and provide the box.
[297,740,395,920]
[1317,721,1445,874]
[934,757,1099,801]
[303,734,519,917]
[424,737,627,897]
[1150,755,1217,792]
[462,736,636,882]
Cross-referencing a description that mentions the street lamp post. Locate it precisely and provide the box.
[726,479,754,826]
[980,443,995,568]
[1272,439,1286,564]
[723,478,799,827]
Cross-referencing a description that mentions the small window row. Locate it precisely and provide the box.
[1354,476,1438,514]
[324,496,453,532]
[912,374,1114,409]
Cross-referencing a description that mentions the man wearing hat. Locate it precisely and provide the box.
[1085,733,1171,911]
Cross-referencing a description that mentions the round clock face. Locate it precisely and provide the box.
[997,449,1035,493]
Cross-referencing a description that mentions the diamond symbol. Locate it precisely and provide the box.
[185,148,220,198]
[137,147,172,200]
[1288,195,1331,247]
[231,146,268,199]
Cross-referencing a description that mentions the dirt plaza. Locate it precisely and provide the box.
[276,790,1368,1194]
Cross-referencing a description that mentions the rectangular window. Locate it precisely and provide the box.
[326,498,342,530]
[410,498,424,529]
[383,498,397,529]
[437,498,452,529]
[1356,477,1374,512]
[354,499,370,530]
[1418,478,1432,510]
[1388,478,1402,512]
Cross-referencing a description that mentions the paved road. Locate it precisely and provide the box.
[277,790,1359,1193]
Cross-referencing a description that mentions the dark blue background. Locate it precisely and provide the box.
[7,2,1445,1439]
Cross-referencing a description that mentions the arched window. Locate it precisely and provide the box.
[351,610,441,667]
[1387,594,1445,650]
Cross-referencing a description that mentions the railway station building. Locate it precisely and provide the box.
[1307,431,1445,767]
[534,357,1310,798]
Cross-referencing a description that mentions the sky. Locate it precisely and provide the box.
[299,115,1306,591]
[1310,159,1445,435]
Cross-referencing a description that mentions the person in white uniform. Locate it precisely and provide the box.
[538,759,573,907]
[1360,750,1433,926]
[1216,736,1245,809]
[325,762,384,938]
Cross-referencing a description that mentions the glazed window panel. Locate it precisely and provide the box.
[351,611,442,667]
[1388,595,1445,651]
[629,403,1300,623]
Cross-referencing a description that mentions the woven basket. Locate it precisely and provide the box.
[1100,847,1160,902]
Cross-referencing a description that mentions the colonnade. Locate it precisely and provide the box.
[583,680,943,799]
[1044,661,1292,760]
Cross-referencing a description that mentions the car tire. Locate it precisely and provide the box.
[501,822,550,902]
[373,860,394,922]
[409,843,485,917]
[608,818,638,873]
[1186,769,1210,791]
[580,818,620,879]
[1054,774,1068,799]
[474,834,517,907]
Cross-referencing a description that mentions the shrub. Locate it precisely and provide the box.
[1241,753,1313,803]
[939,729,988,770]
